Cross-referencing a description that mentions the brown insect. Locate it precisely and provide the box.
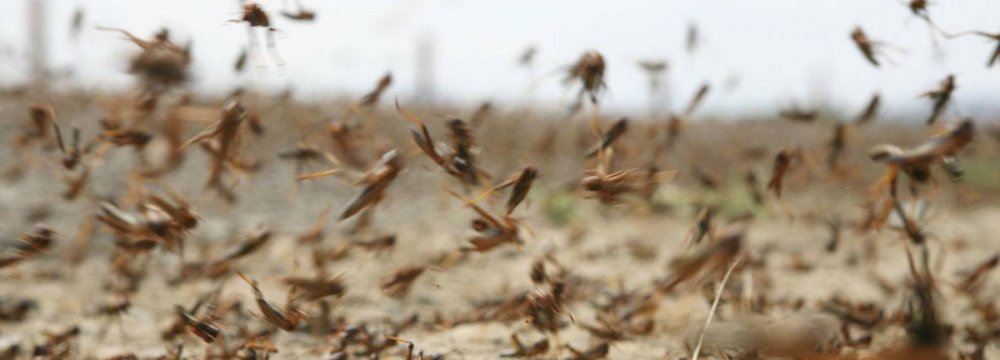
[0,225,56,269]
[905,0,931,23]
[0,298,36,322]
[209,229,271,268]
[689,165,721,190]
[656,228,743,293]
[868,119,974,209]
[582,118,672,203]
[523,282,568,333]
[232,2,283,67]
[283,273,347,302]
[358,72,392,108]
[766,149,792,198]
[581,169,646,204]
[100,125,153,149]
[355,234,396,253]
[956,254,999,293]
[281,0,316,21]
[96,198,194,254]
[962,30,1000,67]
[448,118,485,185]
[181,99,248,194]
[61,166,91,201]
[565,50,607,110]
[565,342,610,360]
[500,334,548,358]
[174,305,221,343]
[381,265,426,298]
[470,101,493,128]
[892,200,926,244]
[325,120,368,169]
[279,141,325,174]
[297,206,332,244]
[233,46,249,73]
[921,74,955,125]
[518,45,537,68]
[397,101,486,186]
[855,93,881,126]
[162,289,215,340]
[95,298,132,318]
[14,103,54,149]
[826,122,847,171]
[491,165,539,216]
[34,325,81,358]
[665,83,711,151]
[145,192,200,230]
[302,149,402,220]
[851,26,883,67]
[238,272,306,331]
[825,217,841,253]
[686,207,715,246]
[52,120,83,170]
[586,118,628,158]
[530,259,547,285]
[448,189,524,253]
[778,105,818,123]
[682,83,710,118]
[98,27,191,91]
[70,7,85,38]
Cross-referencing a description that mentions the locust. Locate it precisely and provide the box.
[565,50,607,111]
[448,189,524,253]
[855,93,881,126]
[565,342,610,360]
[518,45,537,68]
[665,83,710,151]
[500,334,548,358]
[492,165,539,216]
[766,149,792,198]
[358,73,392,108]
[281,0,316,21]
[283,273,347,302]
[657,228,743,293]
[397,101,487,187]
[827,122,847,171]
[238,272,306,331]
[174,305,221,343]
[381,265,426,298]
[868,119,973,210]
[686,207,715,246]
[0,225,56,269]
[232,2,284,67]
[181,99,248,194]
[585,118,628,158]
[98,26,191,93]
[778,105,818,123]
[921,74,955,125]
[851,26,886,67]
[301,149,402,220]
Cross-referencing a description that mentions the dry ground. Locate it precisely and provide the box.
[1,92,999,359]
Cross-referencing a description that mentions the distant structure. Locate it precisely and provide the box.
[27,0,49,89]
[414,33,435,104]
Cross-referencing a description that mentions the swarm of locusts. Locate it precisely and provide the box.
[2,2,1000,360]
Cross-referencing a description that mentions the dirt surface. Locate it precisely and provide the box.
[0,94,999,359]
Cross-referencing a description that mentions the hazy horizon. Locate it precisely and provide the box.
[1,0,999,120]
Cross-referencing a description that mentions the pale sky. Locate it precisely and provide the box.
[1,0,1000,119]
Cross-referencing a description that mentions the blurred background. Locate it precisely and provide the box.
[1,0,999,119]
